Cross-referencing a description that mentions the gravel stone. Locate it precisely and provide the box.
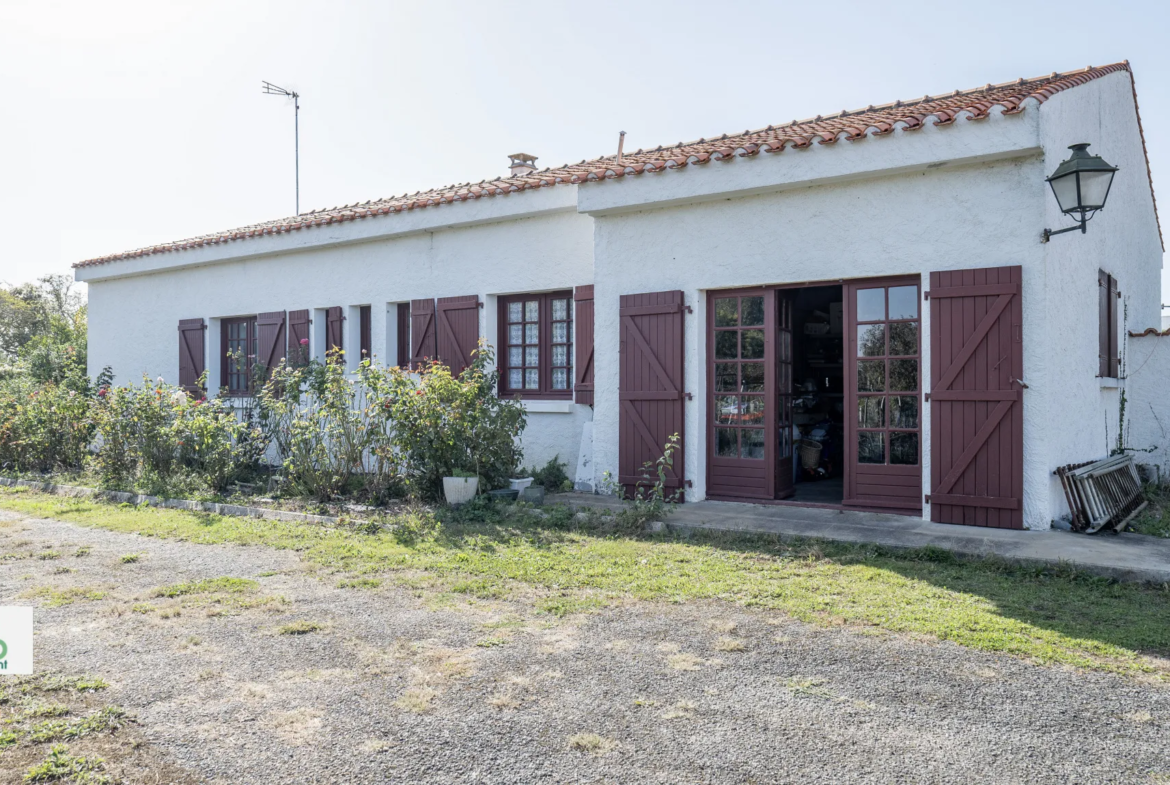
[2,511,1168,784]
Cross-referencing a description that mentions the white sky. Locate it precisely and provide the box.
[1,0,1167,310]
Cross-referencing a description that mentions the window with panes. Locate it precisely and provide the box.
[222,317,258,396]
[499,292,573,398]
[855,285,920,465]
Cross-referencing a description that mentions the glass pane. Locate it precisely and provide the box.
[525,347,539,367]
[716,428,738,458]
[741,330,764,359]
[741,363,765,392]
[552,345,567,366]
[741,296,764,326]
[858,396,885,428]
[508,324,523,345]
[889,359,918,392]
[1078,169,1113,210]
[741,429,765,460]
[508,302,523,322]
[509,369,522,388]
[858,324,886,357]
[525,300,539,321]
[889,322,918,356]
[508,347,522,366]
[857,288,885,322]
[525,369,539,389]
[888,286,918,320]
[715,363,738,392]
[525,324,539,344]
[890,432,919,465]
[858,431,885,464]
[714,298,738,327]
[890,396,919,429]
[715,395,740,425]
[551,299,568,320]
[715,331,738,359]
[741,396,764,425]
[858,360,885,392]
[552,369,568,390]
[552,322,568,343]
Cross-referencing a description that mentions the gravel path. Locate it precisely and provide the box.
[2,510,1168,784]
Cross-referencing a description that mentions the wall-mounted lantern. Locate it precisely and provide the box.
[1043,143,1118,242]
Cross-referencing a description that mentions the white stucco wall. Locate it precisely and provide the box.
[1126,334,1170,475]
[82,189,595,471]
[581,73,1160,529]
[1035,70,1165,516]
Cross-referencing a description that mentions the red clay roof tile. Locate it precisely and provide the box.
[74,62,1159,268]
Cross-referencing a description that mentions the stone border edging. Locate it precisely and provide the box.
[0,477,343,527]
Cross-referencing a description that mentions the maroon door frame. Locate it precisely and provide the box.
[843,277,924,513]
[706,289,776,500]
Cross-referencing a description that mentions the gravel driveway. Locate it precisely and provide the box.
[2,510,1168,784]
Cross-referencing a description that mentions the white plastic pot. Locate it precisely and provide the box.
[442,476,479,506]
[509,477,535,492]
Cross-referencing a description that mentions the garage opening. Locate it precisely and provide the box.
[789,286,845,505]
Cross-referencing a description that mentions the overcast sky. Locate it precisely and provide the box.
[1,0,1166,308]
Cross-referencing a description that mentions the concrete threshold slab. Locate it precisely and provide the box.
[553,493,1170,584]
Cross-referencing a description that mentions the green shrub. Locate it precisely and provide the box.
[0,376,95,473]
[370,342,525,501]
[524,455,573,492]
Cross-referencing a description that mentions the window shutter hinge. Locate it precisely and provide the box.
[685,305,694,314]
[924,494,931,504]
[685,480,694,489]
[923,291,930,300]
[924,393,930,402]
[685,392,694,401]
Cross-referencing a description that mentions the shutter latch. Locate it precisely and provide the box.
[685,392,694,401]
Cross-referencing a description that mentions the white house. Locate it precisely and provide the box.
[76,62,1164,530]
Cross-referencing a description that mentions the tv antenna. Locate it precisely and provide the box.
[262,81,301,214]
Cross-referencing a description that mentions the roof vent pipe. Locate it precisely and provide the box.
[508,152,538,177]
[616,131,626,166]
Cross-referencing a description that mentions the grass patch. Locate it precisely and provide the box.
[3,487,1170,678]
[714,636,747,652]
[19,586,107,608]
[475,636,508,648]
[27,706,126,743]
[119,554,141,564]
[394,686,437,713]
[278,620,323,635]
[567,732,616,754]
[784,676,838,700]
[152,577,258,598]
[336,577,382,590]
[24,744,111,783]
[1132,485,1170,538]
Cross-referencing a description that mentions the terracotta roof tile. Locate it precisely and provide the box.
[75,62,1159,268]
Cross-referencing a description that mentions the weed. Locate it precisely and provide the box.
[51,566,74,575]
[715,636,747,652]
[278,620,323,635]
[395,686,438,713]
[73,546,90,558]
[475,637,508,648]
[337,577,382,590]
[23,745,111,784]
[19,586,107,607]
[662,700,697,720]
[119,554,140,564]
[153,577,258,598]
[36,550,61,560]
[667,653,704,671]
[785,676,838,700]
[567,733,616,754]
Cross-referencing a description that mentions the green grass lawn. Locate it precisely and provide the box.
[2,486,1168,679]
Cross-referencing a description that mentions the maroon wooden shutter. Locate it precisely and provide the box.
[287,309,311,366]
[256,311,287,378]
[574,285,595,405]
[396,303,411,368]
[178,318,206,396]
[359,305,372,361]
[929,265,1024,529]
[619,290,685,499]
[436,295,480,377]
[410,299,437,366]
[325,306,344,362]
[1099,270,1120,378]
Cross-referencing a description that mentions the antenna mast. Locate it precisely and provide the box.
[262,81,301,215]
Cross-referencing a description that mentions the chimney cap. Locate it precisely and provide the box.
[508,152,539,178]
[508,152,538,165]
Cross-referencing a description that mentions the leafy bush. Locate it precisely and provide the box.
[602,433,681,532]
[374,342,525,501]
[523,455,573,492]
[0,374,96,473]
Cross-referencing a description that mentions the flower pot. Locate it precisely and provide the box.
[442,476,479,506]
[520,485,545,505]
[509,477,534,492]
[488,488,519,503]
